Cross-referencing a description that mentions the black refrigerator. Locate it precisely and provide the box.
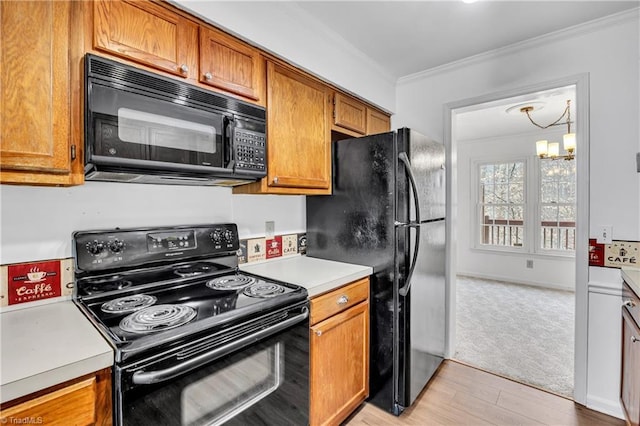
[306,128,446,415]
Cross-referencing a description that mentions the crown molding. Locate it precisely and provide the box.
[398,6,640,85]
[282,2,397,87]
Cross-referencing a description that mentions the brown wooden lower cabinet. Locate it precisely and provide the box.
[309,278,370,426]
[0,368,112,426]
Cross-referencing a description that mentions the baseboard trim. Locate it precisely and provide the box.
[586,394,625,420]
[456,272,574,292]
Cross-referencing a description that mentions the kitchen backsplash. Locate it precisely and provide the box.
[0,233,307,311]
[0,258,74,309]
[238,232,307,264]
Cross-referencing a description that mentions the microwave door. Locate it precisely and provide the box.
[88,83,225,169]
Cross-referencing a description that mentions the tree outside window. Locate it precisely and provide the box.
[476,157,576,256]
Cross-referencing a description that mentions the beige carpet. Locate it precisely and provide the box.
[454,275,575,397]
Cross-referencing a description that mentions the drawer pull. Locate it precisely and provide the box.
[632,336,639,343]
[623,299,636,308]
[337,295,349,305]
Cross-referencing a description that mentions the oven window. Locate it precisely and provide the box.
[182,343,282,425]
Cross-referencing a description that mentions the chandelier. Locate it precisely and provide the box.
[520,100,575,160]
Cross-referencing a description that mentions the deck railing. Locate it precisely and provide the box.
[482,217,576,250]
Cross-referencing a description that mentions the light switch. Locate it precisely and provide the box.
[597,225,613,244]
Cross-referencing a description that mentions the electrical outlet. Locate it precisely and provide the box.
[526,260,534,269]
[597,225,613,244]
[265,221,275,238]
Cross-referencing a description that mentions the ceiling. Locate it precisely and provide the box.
[293,1,639,80]
[293,1,637,141]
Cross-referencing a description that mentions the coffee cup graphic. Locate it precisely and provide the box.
[27,271,47,282]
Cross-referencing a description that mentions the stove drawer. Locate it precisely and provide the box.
[310,277,369,325]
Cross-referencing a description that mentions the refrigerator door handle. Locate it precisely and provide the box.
[398,152,421,297]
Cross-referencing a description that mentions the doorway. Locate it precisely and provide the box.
[443,75,590,403]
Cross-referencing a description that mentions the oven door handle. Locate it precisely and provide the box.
[131,308,309,385]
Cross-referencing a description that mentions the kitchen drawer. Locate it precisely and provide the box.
[623,282,640,326]
[310,277,369,325]
[1,377,97,425]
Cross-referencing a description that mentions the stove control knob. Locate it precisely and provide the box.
[108,239,125,254]
[86,240,105,256]
[210,230,223,244]
[223,229,234,243]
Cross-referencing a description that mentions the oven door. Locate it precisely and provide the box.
[87,81,227,171]
[115,304,309,426]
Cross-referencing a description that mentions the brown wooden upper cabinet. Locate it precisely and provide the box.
[367,107,392,135]
[332,92,391,137]
[0,0,84,186]
[333,92,367,135]
[199,26,265,101]
[93,0,198,80]
[234,61,331,195]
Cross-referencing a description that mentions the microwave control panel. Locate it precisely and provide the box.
[233,129,266,173]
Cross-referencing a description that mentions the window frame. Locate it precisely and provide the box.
[473,157,529,254]
[471,155,576,259]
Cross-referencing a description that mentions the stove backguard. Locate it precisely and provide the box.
[73,224,239,278]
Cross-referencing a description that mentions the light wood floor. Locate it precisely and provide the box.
[345,361,625,425]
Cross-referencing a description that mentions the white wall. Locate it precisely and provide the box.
[0,183,304,264]
[172,0,396,112]
[395,10,639,418]
[457,128,575,290]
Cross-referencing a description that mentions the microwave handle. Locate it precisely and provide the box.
[224,116,235,170]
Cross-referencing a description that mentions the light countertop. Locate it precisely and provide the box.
[622,268,640,297]
[240,256,373,297]
[1,301,114,403]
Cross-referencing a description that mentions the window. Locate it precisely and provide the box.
[478,161,525,249]
[475,158,575,256]
[539,160,576,251]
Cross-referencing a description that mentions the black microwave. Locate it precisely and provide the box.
[84,54,267,186]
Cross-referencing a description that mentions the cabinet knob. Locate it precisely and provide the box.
[337,295,349,305]
[204,72,213,81]
[623,299,636,308]
[180,64,189,74]
[632,336,639,343]
[273,176,279,184]
[315,330,322,337]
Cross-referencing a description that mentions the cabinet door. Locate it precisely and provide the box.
[94,0,197,78]
[622,308,640,426]
[333,92,366,135]
[367,108,391,135]
[0,1,75,180]
[199,26,264,102]
[310,301,369,426]
[266,62,330,191]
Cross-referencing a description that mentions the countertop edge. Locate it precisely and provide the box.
[622,268,640,297]
[1,351,113,404]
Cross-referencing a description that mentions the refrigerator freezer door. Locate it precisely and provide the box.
[399,219,446,408]
[405,129,446,222]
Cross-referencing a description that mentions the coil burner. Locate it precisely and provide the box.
[101,294,157,314]
[120,304,197,334]
[206,274,257,291]
[84,275,133,294]
[174,263,216,277]
[243,282,286,298]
